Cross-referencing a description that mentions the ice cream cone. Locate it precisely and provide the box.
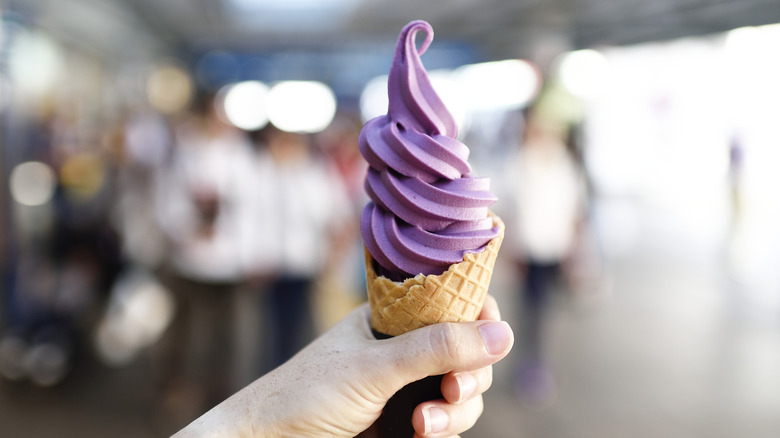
[366,212,505,337]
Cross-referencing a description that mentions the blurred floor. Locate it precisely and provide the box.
[0,350,160,437]
[2,198,780,438]
[468,196,780,438]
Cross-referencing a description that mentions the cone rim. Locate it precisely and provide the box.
[365,212,505,336]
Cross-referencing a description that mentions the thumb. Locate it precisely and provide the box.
[377,320,514,391]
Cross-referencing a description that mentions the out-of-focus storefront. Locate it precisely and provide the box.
[569,24,780,307]
[0,2,181,387]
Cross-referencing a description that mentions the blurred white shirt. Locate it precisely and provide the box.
[239,148,350,277]
[513,139,584,263]
[157,121,256,283]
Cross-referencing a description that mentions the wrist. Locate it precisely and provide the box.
[172,378,282,438]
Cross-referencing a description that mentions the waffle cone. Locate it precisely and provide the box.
[366,213,505,336]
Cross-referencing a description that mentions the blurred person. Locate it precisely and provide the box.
[113,107,173,269]
[1,201,117,389]
[728,134,745,231]
[1,105,59,380]
[153,93,256,418]
[1,247,72,386]
[174,295,514,438]
[89,109,176,368]
[508,114,586,409]
[1,105,122,387]
[245,124,351,374]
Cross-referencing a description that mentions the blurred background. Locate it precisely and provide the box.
[1,0,780,436]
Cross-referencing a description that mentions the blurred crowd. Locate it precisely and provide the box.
[0,68,375,422]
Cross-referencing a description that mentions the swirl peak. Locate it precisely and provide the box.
[360,20,499,280]
[388,20,457,139]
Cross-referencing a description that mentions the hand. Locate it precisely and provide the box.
[173,294,513,438]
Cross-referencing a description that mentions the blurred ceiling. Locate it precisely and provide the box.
[10,0,780,65]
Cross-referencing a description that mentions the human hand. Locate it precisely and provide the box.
[173,294,513,438]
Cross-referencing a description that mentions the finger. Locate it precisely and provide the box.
[380,320,513,391]
[478,294,501,322]
[412,395,484,437]
[440,366,493,404]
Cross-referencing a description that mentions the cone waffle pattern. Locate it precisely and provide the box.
[366,213,504,336]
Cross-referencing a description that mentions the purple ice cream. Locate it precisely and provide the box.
[360,20,499,281]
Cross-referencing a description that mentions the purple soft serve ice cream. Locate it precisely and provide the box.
[360,20,500,281]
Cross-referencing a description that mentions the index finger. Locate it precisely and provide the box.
[478,294,501,322]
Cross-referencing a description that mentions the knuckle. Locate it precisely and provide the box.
[429,323,464,366]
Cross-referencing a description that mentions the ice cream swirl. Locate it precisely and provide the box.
[360,20,499,280]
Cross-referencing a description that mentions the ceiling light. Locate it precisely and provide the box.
[455,59,541,111]
[557,49,609,99]
[267,81,336,133]
[222,81,270,131]
[8,30,63,99]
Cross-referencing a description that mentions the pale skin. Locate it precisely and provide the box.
[173,294,514,438]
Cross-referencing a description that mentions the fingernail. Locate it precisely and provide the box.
[454,372,477,403]
[478,321,511,355]
[422,406,449,434]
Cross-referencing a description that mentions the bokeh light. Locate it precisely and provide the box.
[8,30,63,99]
[59,153,105,200]
[454,59,540,111]
[359,74,389,122]
[221,80,270,131]
[9,161,57,206]
[557,49,610,99]
[146,61,193,114]
[267,80,336,133]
